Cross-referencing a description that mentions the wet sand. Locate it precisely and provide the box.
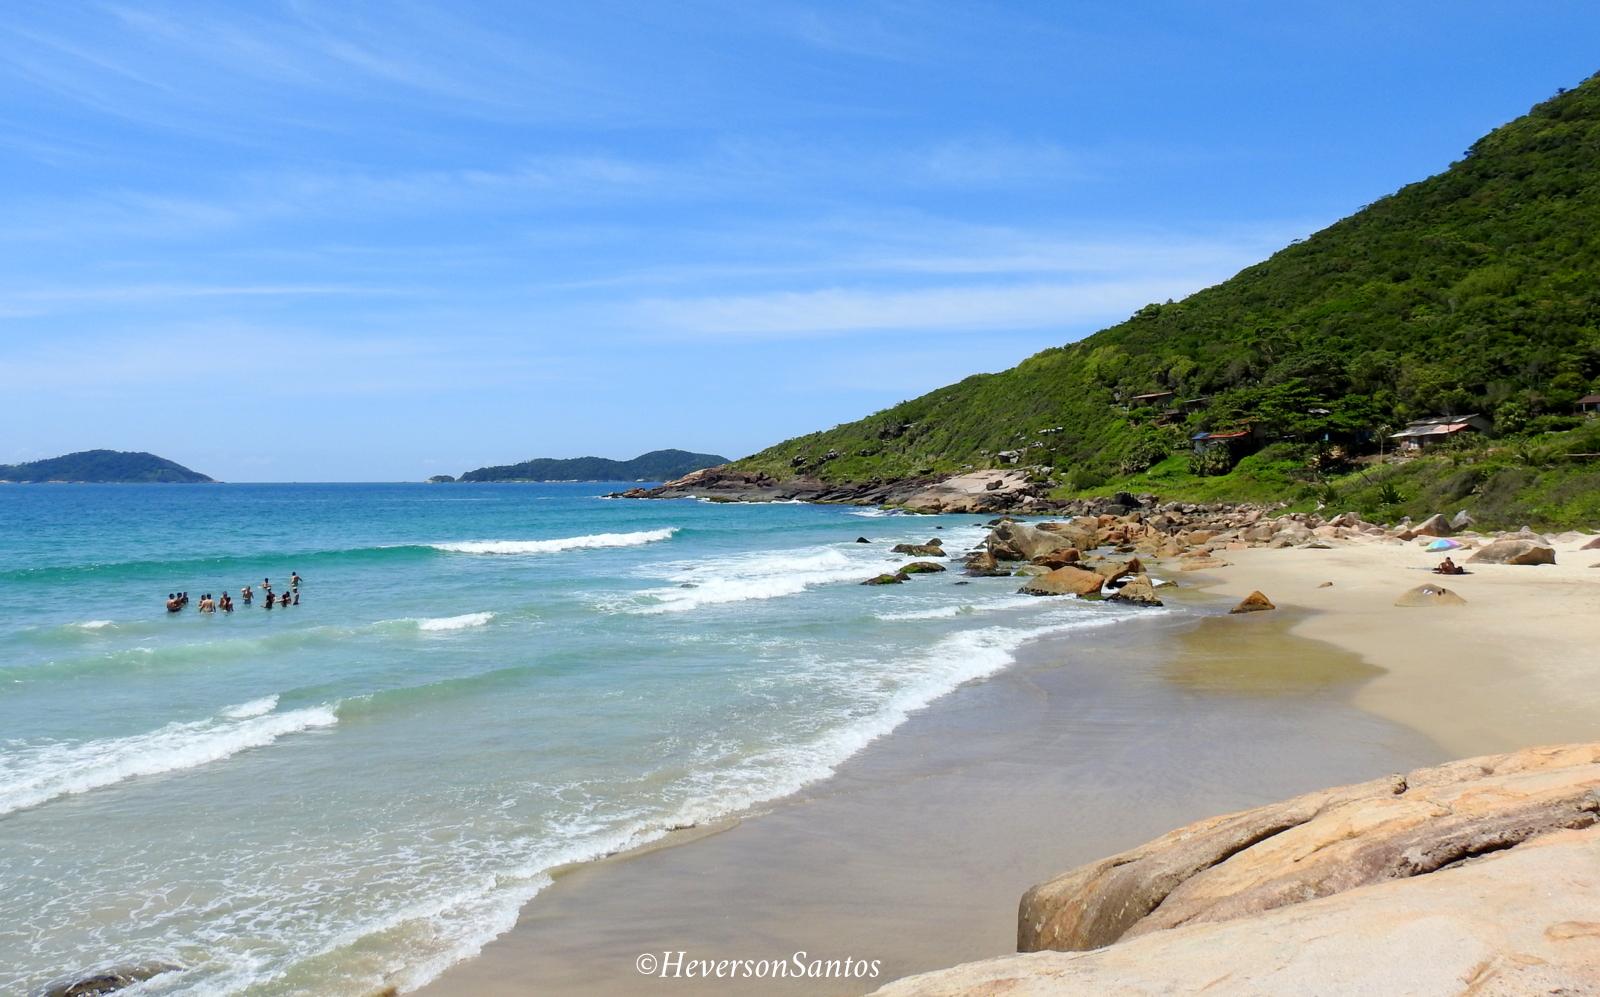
[419,594,1443,995]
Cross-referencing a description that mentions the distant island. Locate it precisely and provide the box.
[0,450,214,483]
[455,449,728,483]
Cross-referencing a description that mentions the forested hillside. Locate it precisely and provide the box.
[734,73,1600,496]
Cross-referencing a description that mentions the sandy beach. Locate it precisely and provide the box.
[418,527,1600,995]
[1193,531,1600,756]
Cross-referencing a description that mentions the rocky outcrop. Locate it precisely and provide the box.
[1469,538,1557,565]
[873,744,1600,997]
[899,561,947,574]
[891,541,946,557]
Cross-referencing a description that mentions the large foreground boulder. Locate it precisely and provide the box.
[871,825,1600,996]
[873,743,1600,996]
[1469,538,1556,565]
[44,962,181,997]
[1018,743,1600,953]
[1228,591,1275,614]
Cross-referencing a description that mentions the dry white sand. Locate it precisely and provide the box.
[1188,532,1600,756]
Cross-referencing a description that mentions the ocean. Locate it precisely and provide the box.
[0,483,1148,994]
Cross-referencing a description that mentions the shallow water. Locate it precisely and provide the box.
[0,483,1148,994]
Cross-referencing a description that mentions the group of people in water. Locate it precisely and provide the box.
[165,573,302,614]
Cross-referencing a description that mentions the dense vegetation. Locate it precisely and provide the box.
[733,74,1600,525]
[0,450,214,483]
[458,449,729,482]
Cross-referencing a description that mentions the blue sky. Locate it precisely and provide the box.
[1,2,1596,481]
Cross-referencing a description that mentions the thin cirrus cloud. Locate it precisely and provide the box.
[630,277,1225,340]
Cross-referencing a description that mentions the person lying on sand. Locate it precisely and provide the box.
[1433,557,1466,576]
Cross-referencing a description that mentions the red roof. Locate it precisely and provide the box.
[1580,394,1600,405]
[1204,430,1250,440]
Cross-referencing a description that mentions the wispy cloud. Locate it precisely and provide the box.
[630,277,1223,340]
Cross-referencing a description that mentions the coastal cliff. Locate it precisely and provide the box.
[872,744,1600,996]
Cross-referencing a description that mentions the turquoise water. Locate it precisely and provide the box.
[0,483,1145,994]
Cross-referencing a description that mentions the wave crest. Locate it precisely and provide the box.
[0,699,337,817]
[430,528,678,555]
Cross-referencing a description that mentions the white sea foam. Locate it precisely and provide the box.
[430,528,677,555]
[655,605,1144,831]
[415,612,495,632]
[222,695,280,719]
[0,700,337,817]
[630,547,872,614]
[71,620,115,630]
[874,594,1043,622]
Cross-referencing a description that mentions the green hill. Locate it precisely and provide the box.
[458,449,729,483]
[0,450,214,483]
[731,74,1600,525]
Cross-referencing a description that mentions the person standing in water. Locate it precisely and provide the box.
[241,585,253,605]
[265,591,276,609]
[290,572,301,592]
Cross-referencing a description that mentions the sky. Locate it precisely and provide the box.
[1,2,1596,481]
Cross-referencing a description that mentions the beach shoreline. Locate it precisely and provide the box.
[415,576,1452,995]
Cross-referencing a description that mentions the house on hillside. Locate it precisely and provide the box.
[1579,394,1600,416]
[1191,425,1265,458]
[1388,414,1492,452]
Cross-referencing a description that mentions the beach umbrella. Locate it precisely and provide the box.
[1426,538,1462,551]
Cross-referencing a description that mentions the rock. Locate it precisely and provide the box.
[1228,591,1275,614]
[1106,574,1162,607]
[1018,566,1105,597]
[1468,538,1556,566]
[1017,743,1600,954]
[44,962,181,997]
[1412,513,1452,537]
[1090,559,1137,584]
[874,826,1600,996]
[1013,564,1051,576]
[1029,547,1081,569]
[963,551,1012,577]
[1317,581,1333,588]
[900,561,947,574]
[861,572,909,586]
[1581,536,1600,550]
[890,543,946,557]
[1394,584,1467,607]
[855,536,871,544]
[1177,556,1230,571]
[989,521,1073,562]
[1449,509,1475,530]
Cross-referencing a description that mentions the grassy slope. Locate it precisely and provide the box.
[730,74,1600,527]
